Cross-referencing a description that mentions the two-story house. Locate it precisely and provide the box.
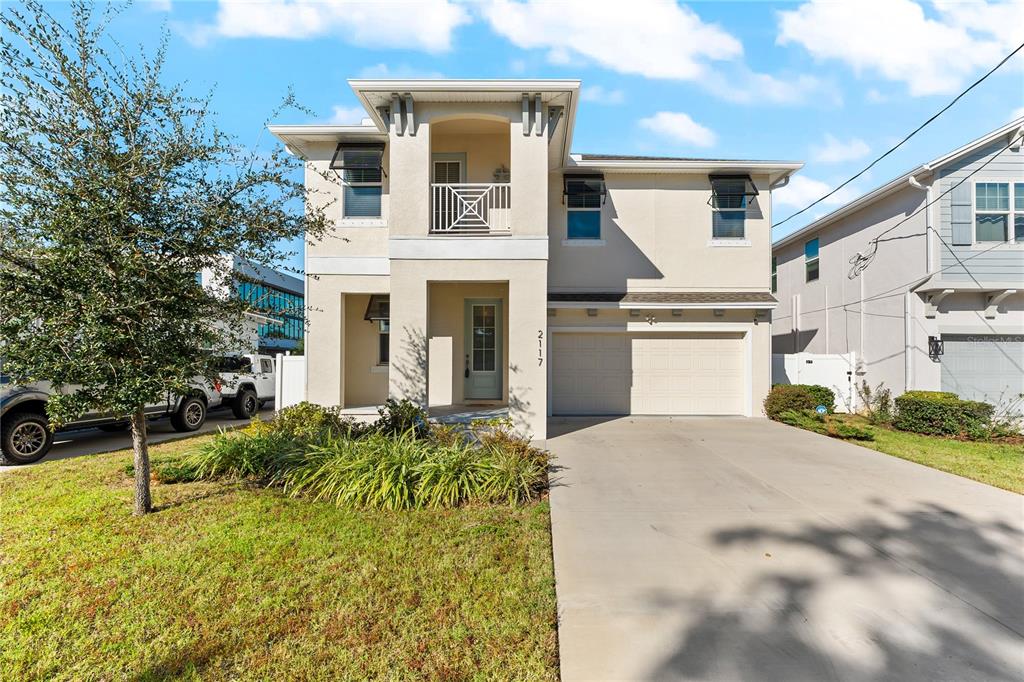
[270,79,802,439]
[773,120,1024,410]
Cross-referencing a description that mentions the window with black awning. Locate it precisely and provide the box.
[563,174,606,207]
[709,174,758,209]
[363,294,389,322]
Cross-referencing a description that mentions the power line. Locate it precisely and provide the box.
[847,131,1023,279]
[773,39,1024,231]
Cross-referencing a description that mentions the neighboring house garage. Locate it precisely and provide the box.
[547,292,774,417]
[940,334,1024,409]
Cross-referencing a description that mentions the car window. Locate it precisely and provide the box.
[214,356,252,372]
[260,359,273,373]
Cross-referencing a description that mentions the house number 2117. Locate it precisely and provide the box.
[538,330,544,366]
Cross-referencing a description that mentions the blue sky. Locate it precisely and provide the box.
[44,0,1024,273]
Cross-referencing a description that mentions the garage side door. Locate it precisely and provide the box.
[940,334,1024,410]
[552,333,746,416]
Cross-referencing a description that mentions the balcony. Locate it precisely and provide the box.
[430,183,511,235]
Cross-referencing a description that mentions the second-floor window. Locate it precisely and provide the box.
[331,143,384,219]
[805,238,820,282]
[564,175,604,240]
[710,176,752,240]
[771,256,777,293]
[974,181,1024,243]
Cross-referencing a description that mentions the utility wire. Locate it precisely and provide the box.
[847,131,1022,279]
[773,39,1024,231]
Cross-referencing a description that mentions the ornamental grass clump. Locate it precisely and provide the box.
[188,429,299,480]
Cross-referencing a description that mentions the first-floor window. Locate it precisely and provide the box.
[378,319,389,365]
[771,256,778,293]
[805,238,820,282]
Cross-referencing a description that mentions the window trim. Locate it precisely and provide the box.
[804,238,820,283]
[972,179,1022,245]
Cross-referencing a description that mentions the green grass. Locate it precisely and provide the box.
[835,415,1024,494]
[0,435,558,680]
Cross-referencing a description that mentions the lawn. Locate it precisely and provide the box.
[0,435,558,680]
[835,415,1023,494]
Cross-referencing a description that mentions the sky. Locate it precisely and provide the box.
[37,0,1024,274]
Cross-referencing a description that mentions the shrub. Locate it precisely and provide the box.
[271,402,368,441]
[374,398,430,438]
[480,449,547,505]
[825,418,874,441]
[123,458,200,484]
[857,381,893,425]
[893,390,994,438]
[764,384,835,420]
[776,409,873,441]
[416,445,488,509]
[776,409,827,434]
[188,429,299,480]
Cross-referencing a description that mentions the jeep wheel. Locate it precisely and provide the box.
[1,412,54,464]
[171,396,206,432]
[232,388,258,419]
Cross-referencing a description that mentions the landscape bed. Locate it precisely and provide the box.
[0,433,559,680]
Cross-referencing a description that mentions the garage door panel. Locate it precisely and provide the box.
[552,332,746,416]
[940,334,1024,411]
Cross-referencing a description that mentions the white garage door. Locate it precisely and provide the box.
[552,332,746,415]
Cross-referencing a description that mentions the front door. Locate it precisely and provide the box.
[464,299,502,401]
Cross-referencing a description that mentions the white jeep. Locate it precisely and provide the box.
[213,353,276,420]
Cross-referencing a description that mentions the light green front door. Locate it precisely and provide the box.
[464,299,502,400]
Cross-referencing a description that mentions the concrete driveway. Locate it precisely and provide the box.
[548,417,1024,682]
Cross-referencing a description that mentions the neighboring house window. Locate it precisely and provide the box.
[564,175,604,240]
[805,238,820,282]
[710,177,749,239]
[1016,182,1024,242]
[378,320,389,365]
[771,256,777,293]
[330,143,384,219]
[974,182,1011,242]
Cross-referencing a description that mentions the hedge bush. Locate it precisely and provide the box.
[764,384,836,420]
[893,390,994,438]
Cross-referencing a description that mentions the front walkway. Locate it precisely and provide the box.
[547,417,1024,681]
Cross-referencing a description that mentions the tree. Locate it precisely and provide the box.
[0,1,330,514]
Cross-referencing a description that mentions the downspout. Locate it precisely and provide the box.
[908,171,933,274]
[904,291,913,393]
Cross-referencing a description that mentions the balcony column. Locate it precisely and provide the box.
[388,262,429,406]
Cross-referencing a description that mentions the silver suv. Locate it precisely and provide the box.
[0,377,222,465]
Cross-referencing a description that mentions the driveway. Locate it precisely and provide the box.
[0,403,272,472]
[548,417,1024,682]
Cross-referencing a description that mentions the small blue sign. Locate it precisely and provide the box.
[815,405,827,415]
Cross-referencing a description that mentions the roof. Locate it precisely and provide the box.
[568,153,803,183]
[548,291,777,308]
[773,117,1024,250]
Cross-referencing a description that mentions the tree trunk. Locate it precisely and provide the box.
[130,406,152,515]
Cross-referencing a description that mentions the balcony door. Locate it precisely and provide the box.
[432,155,465,232]
[464,299,502,401]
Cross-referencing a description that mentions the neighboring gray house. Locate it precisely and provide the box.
[772,120,1024,409]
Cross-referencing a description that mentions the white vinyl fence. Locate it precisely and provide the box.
[771,352,859,412]
[274,353,306,409]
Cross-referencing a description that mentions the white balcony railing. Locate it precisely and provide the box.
[431,183,511,234]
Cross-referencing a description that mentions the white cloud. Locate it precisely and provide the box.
[810,134,871,164]
[481,0,742,81]
[702,67,837,105]
[774,176,861,209]
[357,63,445,80]
[509,58,527,74]
[328,105,368,125]
[777,0,1024,96]
[184,0,470,51]
[638,111,716,147]
[581,85,625,105]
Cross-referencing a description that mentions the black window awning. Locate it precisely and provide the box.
[709,174,758,208]
[563,173,606,205]
[330,142,385,171]
[363,294,390,321]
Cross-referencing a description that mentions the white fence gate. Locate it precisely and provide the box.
[771,352,859,413]
[275,354,306,410]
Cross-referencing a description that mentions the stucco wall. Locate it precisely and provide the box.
[547,173,774,292]
[343,293,389,407]
[430,127,510,184]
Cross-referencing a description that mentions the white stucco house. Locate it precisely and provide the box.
[270,79,803,439]
[772,120,1024,410]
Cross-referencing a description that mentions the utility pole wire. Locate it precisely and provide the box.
[773,39,1024,231]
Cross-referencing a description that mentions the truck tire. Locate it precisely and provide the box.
[171,396,206,432]
[1,411,54,464]
[232,388,258,419]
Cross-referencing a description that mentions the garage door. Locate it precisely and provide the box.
[941,334,1024,410]
[551,332,746,415]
